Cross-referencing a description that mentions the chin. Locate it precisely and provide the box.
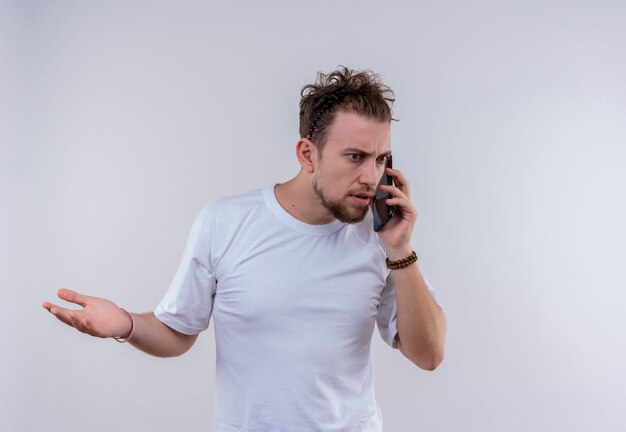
[337,206,370,224]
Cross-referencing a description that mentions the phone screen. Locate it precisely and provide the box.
[372,155,394,232]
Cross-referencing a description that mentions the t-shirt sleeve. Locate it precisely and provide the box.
[154,211,216,335]
[376,269,439,349]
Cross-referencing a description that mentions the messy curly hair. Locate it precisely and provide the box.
[299,66,396,152]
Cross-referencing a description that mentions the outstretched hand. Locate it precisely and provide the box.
[42,289,132,339]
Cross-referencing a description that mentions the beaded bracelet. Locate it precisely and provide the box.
[114,308,135,343]
[386,250,418,270]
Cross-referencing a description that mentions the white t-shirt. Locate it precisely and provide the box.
[155,185,436,432]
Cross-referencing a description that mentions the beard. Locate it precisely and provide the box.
[312,179,370,224]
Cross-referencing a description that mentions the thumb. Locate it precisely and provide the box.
[57,288,88,307]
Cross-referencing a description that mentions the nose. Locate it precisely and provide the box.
[358,158,381,188]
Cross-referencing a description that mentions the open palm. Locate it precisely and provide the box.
[42,288,131,338]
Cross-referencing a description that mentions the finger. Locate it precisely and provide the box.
[386,166,406,179]
[386,168,411,196]
[386,197,416,214]
[388,168,409,190]
[44,303,81,328]
[42,300,67,314]
[385,196,418,220]
[379,183,408,201]
[57,288,88,307]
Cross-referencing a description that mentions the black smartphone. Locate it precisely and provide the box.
[372,155,394,232]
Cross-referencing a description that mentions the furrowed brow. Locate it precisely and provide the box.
[344,148,392,158]
[344,148,370,156]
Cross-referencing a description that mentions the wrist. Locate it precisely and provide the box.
[386,250,418,270]
[385,245,413,261]
[114,308,135,343]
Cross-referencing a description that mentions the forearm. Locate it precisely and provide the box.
[127,312,198,357]
[392,261,446,370]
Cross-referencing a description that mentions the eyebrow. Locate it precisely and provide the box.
[344,148,392,158]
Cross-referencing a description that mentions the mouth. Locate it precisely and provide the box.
[349,193,374,207]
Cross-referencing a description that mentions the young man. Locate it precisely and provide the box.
[43,67,446,431]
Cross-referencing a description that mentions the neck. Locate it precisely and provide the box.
[274,171,335,225]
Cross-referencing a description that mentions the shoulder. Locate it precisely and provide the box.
[196,188,264,222]
[191,187,269,242]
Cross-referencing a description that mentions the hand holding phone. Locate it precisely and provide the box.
[372,155,394,232]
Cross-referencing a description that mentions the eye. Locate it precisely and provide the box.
[347,153,363,162]
[376,155,389,164]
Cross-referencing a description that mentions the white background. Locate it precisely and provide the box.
[2,1,625,431]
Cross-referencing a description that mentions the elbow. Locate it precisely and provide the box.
[415,349,444,371]
[397,325,447,371]
[402,342,445,371]
[149,346,192,358]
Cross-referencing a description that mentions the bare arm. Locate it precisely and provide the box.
[127,311,197,357]
[377,166,447,370]
[42,288,197,357]
[390,260,446,370]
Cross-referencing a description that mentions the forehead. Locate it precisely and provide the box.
[325,110,391,153]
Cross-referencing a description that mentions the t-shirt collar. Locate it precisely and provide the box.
[263,184,345,236]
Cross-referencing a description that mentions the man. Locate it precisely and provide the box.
[43,67,446,431]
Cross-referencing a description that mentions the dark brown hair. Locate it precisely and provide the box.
[299,66,396,151]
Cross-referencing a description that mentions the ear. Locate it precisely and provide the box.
[295,138,318,174]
